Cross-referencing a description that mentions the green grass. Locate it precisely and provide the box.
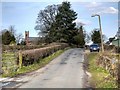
[87,52,117,88]
[2,48,69,77]
[2,52,18,76]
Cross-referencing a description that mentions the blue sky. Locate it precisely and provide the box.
[1,1,119,40]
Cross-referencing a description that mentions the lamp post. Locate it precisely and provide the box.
[91,14,104,53]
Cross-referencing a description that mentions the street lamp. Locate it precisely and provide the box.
[91,14,104,53]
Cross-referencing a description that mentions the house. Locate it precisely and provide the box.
[105,28,120,47]
[112,39,120,47]
[111,28,120,46]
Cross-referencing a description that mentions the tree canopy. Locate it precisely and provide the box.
[35,1,85,47]
[73,26,85,47]
[35,4,58,37]
[53,1,77,44]
[91,29,101,44]
[2,30,16,45]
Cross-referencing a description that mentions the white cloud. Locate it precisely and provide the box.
[74,19,92,26]
[86,2,102,8]
[1,0,119,2]
[85,2,118,15]
[97,7,118,14]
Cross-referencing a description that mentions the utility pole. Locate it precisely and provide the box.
[91,14,104,53]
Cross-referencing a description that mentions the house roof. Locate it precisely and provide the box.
[28,37,39,41]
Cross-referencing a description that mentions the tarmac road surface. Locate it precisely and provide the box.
[2,48,88,88]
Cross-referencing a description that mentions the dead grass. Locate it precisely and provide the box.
[87,52,117,88]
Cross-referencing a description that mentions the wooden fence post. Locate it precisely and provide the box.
[19,51,22,68]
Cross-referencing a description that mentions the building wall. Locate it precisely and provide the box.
[112,39,120,46]
[25,31,39,45]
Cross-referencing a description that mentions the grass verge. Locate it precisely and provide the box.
[87,52,117,88]
[2,48,69,77]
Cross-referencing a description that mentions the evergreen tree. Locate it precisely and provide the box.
[91,29,101,44]
[2,30,16,45]
[53,1,77,44]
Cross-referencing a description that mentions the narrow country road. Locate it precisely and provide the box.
[2,48,88,88]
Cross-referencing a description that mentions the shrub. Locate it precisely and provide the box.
[2,45,44,52]
[104,45,115,51]
[115,46,120,53]
[104,44,120,53]
[19,43,68,66]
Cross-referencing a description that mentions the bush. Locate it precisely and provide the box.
[104,44,115,51]
[104,44,120,53]
[19,43,68,66]
[115,46,120,53]
[2,45,44,52]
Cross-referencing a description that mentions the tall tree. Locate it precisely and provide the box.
[16,33,23,44]
[9,25,16,36]
[53,1,77,44]
[91,29,101,44]
[9,25,17,43]
[35,4,58,37]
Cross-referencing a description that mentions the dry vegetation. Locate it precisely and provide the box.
[85,50,118,88]
[2,43,69,77]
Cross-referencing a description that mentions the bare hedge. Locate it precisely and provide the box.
[2,43,68,75]
[18,43,68,66]
[2,45,45,52]
[96,53,119,82]
[104,45,120,53]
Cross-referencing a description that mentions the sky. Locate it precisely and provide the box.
[1,0,119,41]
